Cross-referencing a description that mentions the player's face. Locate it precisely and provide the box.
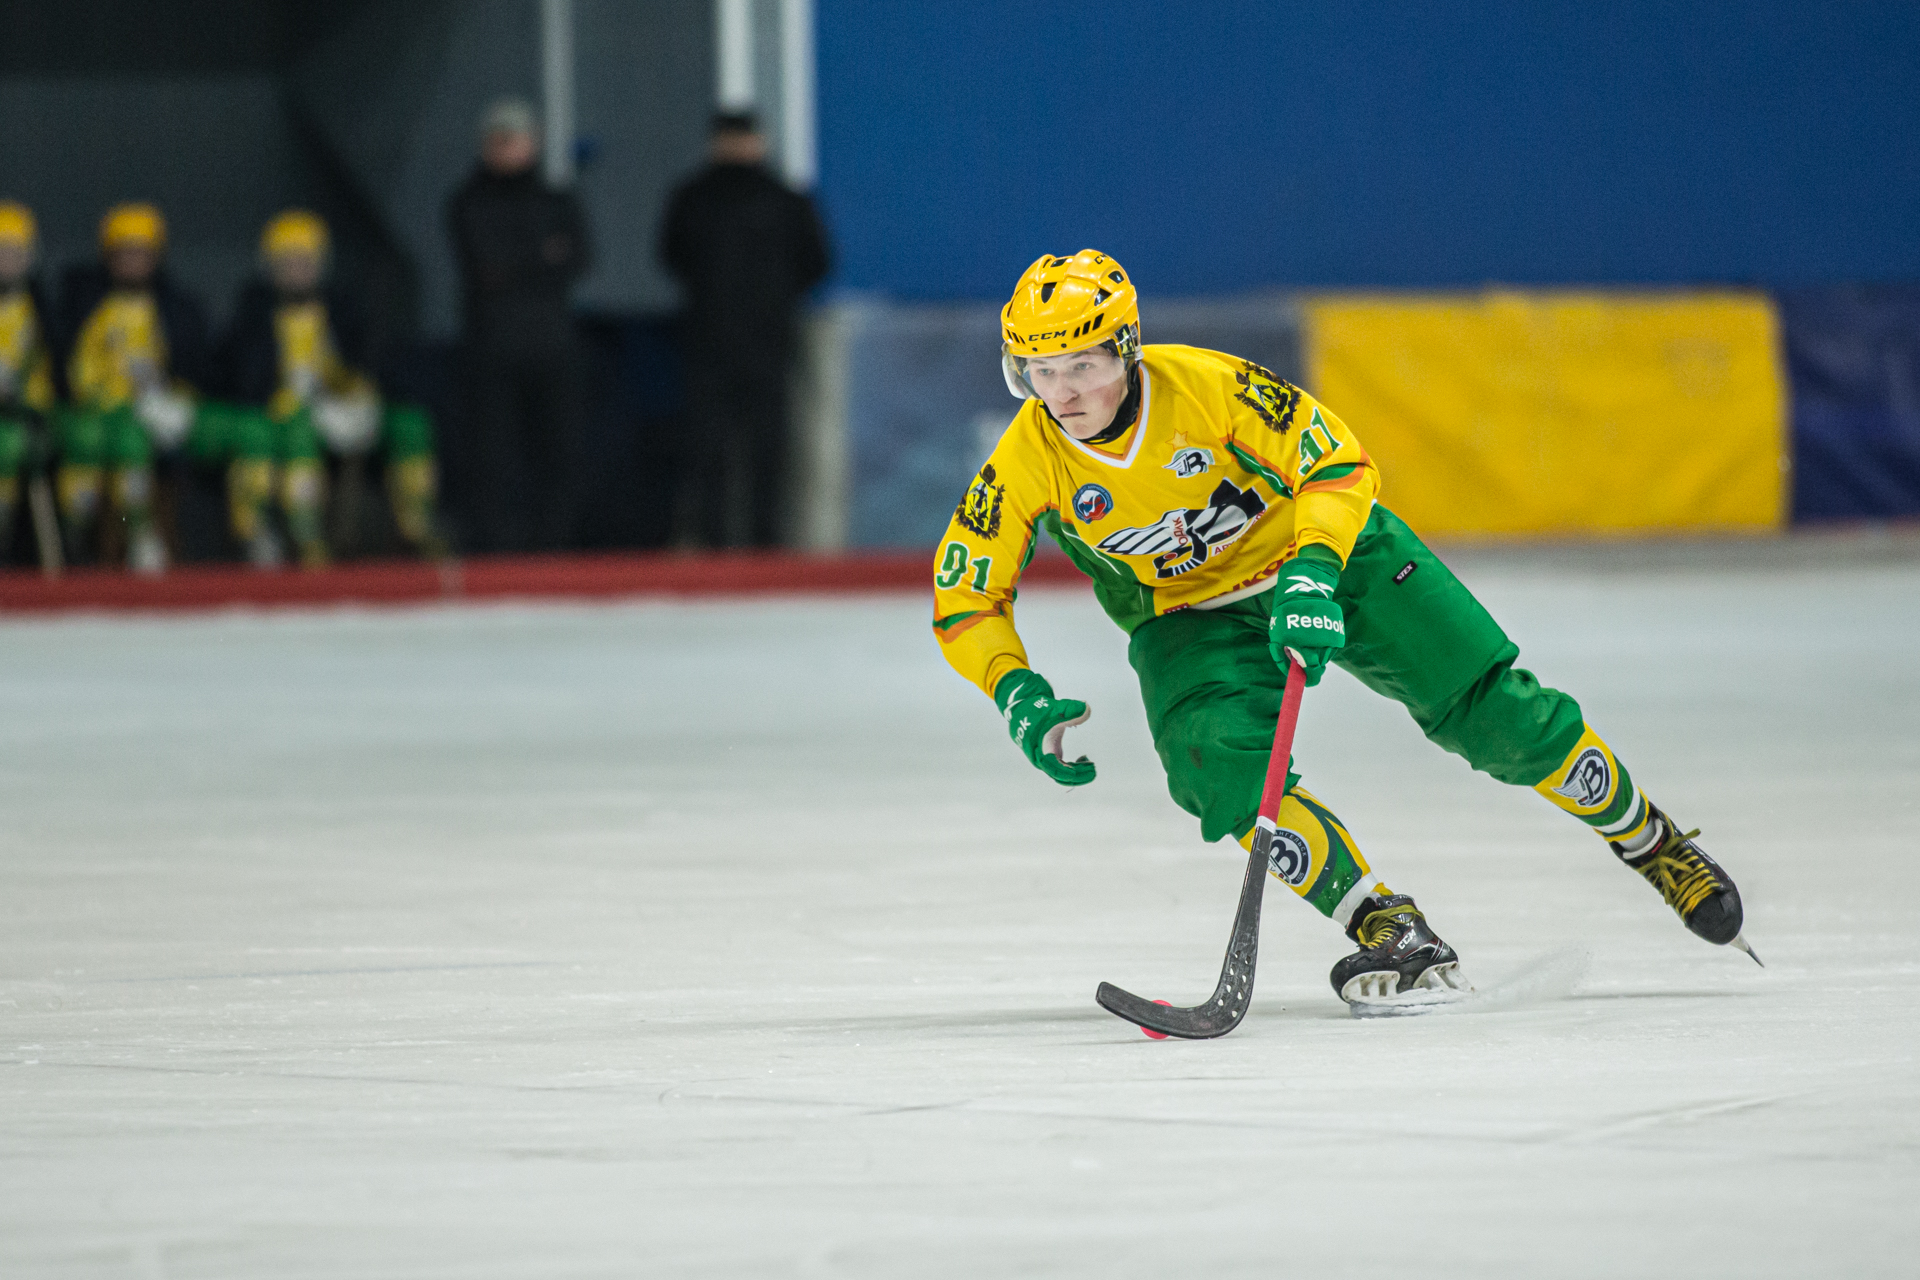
[711,129,768,165]
[483,128,540,175]
[107,245,158,288]
[1024,345,1129,440]
[269,250,323,295]
[0,241,29,288]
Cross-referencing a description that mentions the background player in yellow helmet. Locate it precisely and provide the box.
[52,203,274,572]
[0,201,58,565]
[934,250,1758,1007]
[219,210,442,565]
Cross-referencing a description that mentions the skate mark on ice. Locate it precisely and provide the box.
[946,1100,1616,1149]
[656,1088,980,1117]
[685,1005,1111,1037]
[1549,1092,1801,1145]
[1567,988,1762,1002]
[96,960,561,984]
[858,1100,974,1117]
[7,1058,641,1094]
[1457,946,1590,1012]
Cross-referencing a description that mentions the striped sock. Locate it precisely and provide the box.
[1534,724,1659,855]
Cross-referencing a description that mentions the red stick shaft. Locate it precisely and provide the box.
[1257,659,1308,824]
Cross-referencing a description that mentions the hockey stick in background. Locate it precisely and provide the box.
[1096,656,1308,1040]
[26,471,62,578]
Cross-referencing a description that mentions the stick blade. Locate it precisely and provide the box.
[1095,981,1244,1040]
[1094,674,1298,1044]
[1095,842,1268,1041]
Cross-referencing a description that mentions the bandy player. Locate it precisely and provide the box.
[931,250,1758,1007]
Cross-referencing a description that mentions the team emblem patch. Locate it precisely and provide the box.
[956,464,1005,538]
[1095,479,1268,578]
[1072,483,1114,523]
[1551,747,1614,810]
[1265,827,1313,887]
[1163,446,1215,478]
[1232,362,1302,436]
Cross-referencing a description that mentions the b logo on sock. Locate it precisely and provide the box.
[1551,747,1613,810]
[1267,828,1313,887]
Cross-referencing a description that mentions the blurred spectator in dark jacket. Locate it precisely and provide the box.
[446,97,590,553]
[660,111,830,548]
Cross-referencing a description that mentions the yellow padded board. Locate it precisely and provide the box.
[1302,291,1787,538]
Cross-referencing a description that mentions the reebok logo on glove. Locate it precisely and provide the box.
[1269,554,1346,689]
[1283,614,1345,634]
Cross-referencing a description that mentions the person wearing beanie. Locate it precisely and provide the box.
[445,97,591,553]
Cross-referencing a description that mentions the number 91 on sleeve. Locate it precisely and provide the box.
[935,541,994,592]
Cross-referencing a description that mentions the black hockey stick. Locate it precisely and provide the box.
[26,472,62,578]
[1096,656,1307,1039]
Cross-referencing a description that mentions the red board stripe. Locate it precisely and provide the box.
[0,550,1088,614]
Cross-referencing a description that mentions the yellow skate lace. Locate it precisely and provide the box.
[1354,902,1418,949]
[1640,828,1722,917]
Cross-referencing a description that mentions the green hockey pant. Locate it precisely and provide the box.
[1129,504,1587,843]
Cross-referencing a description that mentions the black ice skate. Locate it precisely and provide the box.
[1330,894,1471,1012]
[1612,805,1761,965]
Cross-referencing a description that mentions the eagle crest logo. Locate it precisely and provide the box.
[955,463,1004,539]
[1233,362,1303,436]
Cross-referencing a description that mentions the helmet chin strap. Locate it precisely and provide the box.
[1070,365,1142,445]
[1040,365,1142,443]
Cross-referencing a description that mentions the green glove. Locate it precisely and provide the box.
[1268,548,1346,687]
[994,669,1096,787]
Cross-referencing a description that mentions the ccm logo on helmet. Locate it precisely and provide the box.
[1011,319,1111,347]
[1281,615,1345,634]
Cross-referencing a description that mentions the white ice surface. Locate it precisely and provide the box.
[2,548,1917,1277]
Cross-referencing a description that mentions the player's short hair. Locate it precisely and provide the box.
[711,110,759,136]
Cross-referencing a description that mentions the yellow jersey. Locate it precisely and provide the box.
[69,290,168,410]
[0,288,53,413]
[269,300,374,421]
[932,344,1379,699]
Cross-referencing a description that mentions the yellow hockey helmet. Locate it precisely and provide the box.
[1001,250,1141,399]
[261,209,329,260]
[0,201,36,246]
[100,203,166,251]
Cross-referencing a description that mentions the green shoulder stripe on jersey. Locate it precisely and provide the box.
[1037,509,1160,635]
[1302,461,1359,485]
[933,609,987,634]
[1008,512,1049,602]
[1226,440,1293,498]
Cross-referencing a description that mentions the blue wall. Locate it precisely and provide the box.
[817,2,1920,300]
